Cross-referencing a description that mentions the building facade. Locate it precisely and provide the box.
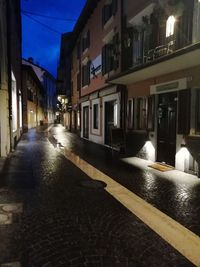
[0,0,22,157]
[57,32,73,129]
[22,58,57,124]
[71,0,125,144]
[22,64,45,130]
[62,0,200,176]
[0,0,10,157]
[109,0,200,175]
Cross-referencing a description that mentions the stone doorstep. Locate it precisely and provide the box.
[0,203,23,214]
[1,262,21,267]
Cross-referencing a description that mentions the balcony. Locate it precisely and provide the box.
[108,42,200,85]
[146,41,174,62]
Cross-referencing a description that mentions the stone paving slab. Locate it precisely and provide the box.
[0,128,196,266]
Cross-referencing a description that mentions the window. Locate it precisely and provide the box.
[132,29,144,65]
[127,99,134,129]
[27,88,33,101]
[114,101,118,127]
[71,81,73,96]
[82,61,90,87]
[196,90,200,134]
[77,72,81,91]
[77,41,81,59]
[82,31,90,52]
[136,97,147,130]
[93,104,99,129]
[166,15,175,37]
[178,89,190,134]
[147,95,155,131]
[102,0,118,26]
[102,32,119,75]
[102,44,114,75]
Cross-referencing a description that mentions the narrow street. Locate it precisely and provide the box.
[0,125,199,266]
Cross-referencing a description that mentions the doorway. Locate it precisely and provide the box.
[105,100,116,145]
[83,106,89,139]
[157,92,177,166]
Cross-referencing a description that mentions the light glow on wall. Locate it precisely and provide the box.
[19,91,22,128]
[11,71,17,132]
[77,111,80,127]
[144,141,155,161]
[176,147,190,172]
[114,102,118,127]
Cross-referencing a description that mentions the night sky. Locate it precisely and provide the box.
[21,0,86,77]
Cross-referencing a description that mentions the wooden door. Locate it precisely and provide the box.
[83,106,89,139]
[105,101,115,145]
[157,92,177,166]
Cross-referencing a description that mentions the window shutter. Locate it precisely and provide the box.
[86,61,91,85]
[147,95,155,131]
[81,65,84,86]
[123,27,133,69]
[112,0,118,15]
[82,38,85,52]
[196,90,200,133]
[87,30,90,48]
[77,72,81,91]
[77,42,80,59]
[102,45,106,75]
[102,6,106,26]
[178,89,191,134]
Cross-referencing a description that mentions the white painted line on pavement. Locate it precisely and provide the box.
[62,148,200,267]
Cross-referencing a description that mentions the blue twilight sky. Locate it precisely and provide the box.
[21,0,86,77]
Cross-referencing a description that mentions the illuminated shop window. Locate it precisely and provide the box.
[166,15,175,37]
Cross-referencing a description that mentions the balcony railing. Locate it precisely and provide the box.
[132,40,175,68]
[146,41,175,62]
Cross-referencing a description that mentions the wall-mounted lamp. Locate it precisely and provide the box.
[181,143,187,148]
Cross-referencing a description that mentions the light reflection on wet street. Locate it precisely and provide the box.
[0,125,199,266]
[51,125,200,237]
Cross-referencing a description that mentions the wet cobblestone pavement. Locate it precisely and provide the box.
[0,126,198,266]
[50,125,200,238]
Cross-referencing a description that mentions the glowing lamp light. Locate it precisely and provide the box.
[144,141,155,161]
[176,146,190,172]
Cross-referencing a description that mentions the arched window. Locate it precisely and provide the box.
[166,15,176,37]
